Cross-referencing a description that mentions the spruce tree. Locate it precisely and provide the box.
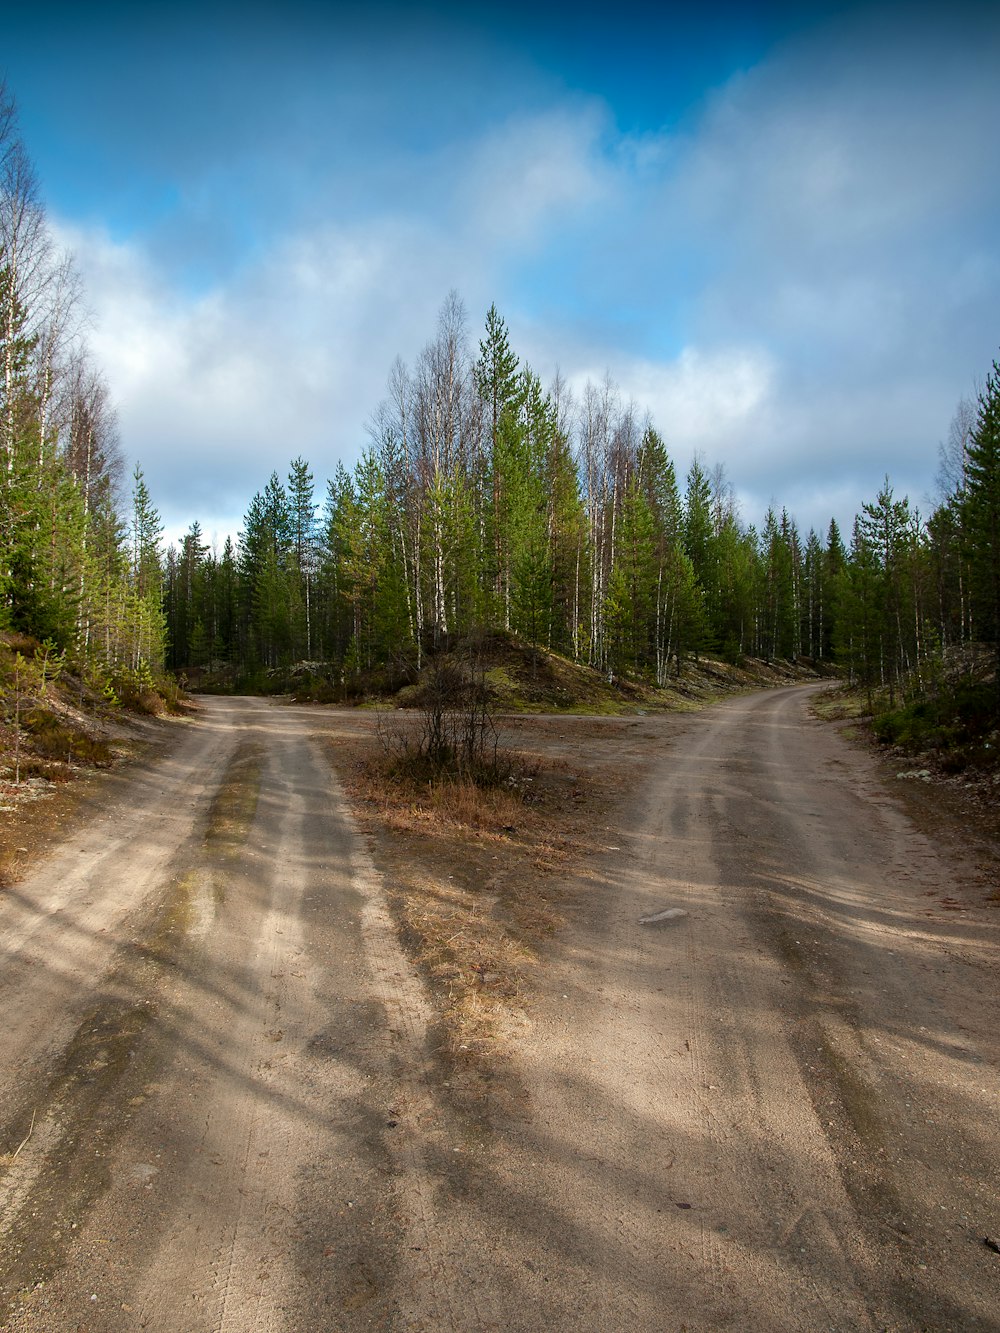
[475,308,524,624]
[858,478,912,704]
[127,465,165,669]
[606,475,656,674]
[962,356,1000,704]
[287,456,317,658]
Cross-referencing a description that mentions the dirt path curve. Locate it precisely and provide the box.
[0,687,997,1331]
[478,684,999,1331]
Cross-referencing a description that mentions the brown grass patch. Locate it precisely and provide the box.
[21,709,113,766]
[337,736,596,1064]
[368,773,532,840]
[6,756,73,784]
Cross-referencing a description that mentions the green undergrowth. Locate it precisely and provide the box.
[0,631,184,786]
[872,679,998,772]
[819,647,999,775]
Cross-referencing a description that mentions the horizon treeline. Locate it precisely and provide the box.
[164,293,1000,704]
[0,82,165,696]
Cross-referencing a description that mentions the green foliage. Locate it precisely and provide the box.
[33,638,64,695]
[102,293,996,750]
[3,50,988,737]
[872,679,997,769]
[961,356,1000,700]
[605,476,655,673]
[111,659,162,713]
[0,110,168,694]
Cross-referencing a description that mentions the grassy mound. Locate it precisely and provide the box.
[264,631,824,713]
[0,632,183,788]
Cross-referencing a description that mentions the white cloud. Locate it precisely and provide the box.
[558,343,778,464]
[455,102,609,249]
[48,7,1000,549]
[47,98,620,543]
[526,9,999,534]
[618,346,777,447]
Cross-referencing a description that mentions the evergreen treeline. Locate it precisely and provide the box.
[0,83,166,695]
[3,74,996,745]
[164,295,1000,714]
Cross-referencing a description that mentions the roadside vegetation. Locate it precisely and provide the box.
[814,643,1000,892]
[0,83,171,784]
[0,629,184,887]
[0,630,182,779]
[871,655,998,772]
[816,642,998,776]
[163,326,1000,783]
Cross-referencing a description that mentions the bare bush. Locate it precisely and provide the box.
[377,646,509,785]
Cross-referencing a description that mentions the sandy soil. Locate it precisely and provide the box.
[0,686,997,1330]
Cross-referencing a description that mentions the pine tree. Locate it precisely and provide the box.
[858,478,912,704]
[605,475,656,673]
[637,427,682,542]
[475,304,521,616]
[801,529,825,660]
[127,465,165,670]
[714,516,758,663]
[545,421,587,659]
[216,537,238,665]
[165,522,209,670]
[822,519,846,661]
[129,465,162,603]
[658,545,709,677]
[506,369,552,648]
[238,473,293,669]
[760,508,796,662]
[962,356,1000,704]
[320,465,357,664]
[683,457,715,650]
[837,517,882,706]
[287,456,317,658]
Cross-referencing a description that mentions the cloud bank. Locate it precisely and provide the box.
[50,3,1000,545]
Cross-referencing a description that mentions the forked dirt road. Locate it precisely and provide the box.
[0,687,997,1330]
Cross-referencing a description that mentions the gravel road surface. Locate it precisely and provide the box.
[0,687,996,1330]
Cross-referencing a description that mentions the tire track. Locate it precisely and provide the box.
[0,709,241,1140]
[133,721,331,1333]
[4,691,996,1330]
[345,791,471,1331]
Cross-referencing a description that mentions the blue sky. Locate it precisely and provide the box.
[4,1,999,546]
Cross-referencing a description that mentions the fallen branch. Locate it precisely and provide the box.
[11,1108,36,1161]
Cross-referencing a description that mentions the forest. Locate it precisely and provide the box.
[1,80,998,734]
[161,291,1000,727]
[0,84,165,708]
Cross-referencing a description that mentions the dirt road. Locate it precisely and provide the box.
[0,687,997,1330]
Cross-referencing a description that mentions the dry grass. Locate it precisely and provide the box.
[21,708,114,766]
[338,738,592,1063]
[367,772,531,839]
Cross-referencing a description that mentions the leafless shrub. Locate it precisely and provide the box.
[377,644,510,786]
